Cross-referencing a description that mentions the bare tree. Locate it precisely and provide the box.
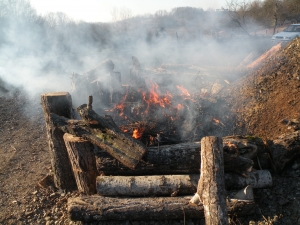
[44,12,71,27]
[282,0,300,23]
[0,0,37,21]
[111,6,132,31]
[226,0,254,36]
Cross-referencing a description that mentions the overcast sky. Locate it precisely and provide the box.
[29,0,229,23]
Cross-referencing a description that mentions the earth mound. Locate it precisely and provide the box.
[221,38,300,140]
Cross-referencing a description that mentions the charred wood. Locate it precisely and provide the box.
[40,92,77,190]
[68,195,257,222]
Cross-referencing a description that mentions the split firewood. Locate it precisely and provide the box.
[96,171,272,197]
[268,130,300,172]
[49,102,148,169]
[41,92,77,190]
[68,195,258,222]
[95,142,253,176]
[197,136,228,225]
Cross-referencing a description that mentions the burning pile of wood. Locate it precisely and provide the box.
[41,92,300,223]
[70,57,233,147]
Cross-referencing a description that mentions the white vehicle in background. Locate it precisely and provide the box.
[271,24,300,43]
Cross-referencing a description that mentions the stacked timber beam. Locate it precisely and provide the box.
[41,92,277,223]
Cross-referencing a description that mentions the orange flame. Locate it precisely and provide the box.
[212,118,224,126]
[142,82,172,112]
[148,83,172,107]
[212,118,220,123]
[132,127,145,139]
[224,142,237,148]
[176,103,184,111]
[114,103,126,116]
[176,85,191,97]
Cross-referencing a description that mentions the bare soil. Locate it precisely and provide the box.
[1,38,300,225]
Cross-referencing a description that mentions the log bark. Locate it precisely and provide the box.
[197,136,228,225]
[224,170,272,190]
[95,142,253,176]
[96,175,198,196]
[41,92,76,190]
[96,171,272,197]
[95,142,201,175]
[268,131,300,172]
[50,109,147,170]
[68,195,257,222]
[63,133,98,194]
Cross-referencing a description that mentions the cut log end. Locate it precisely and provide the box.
[63,133,88,143]
[41,92,71,97]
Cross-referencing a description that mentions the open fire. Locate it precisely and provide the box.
[105,80,225,146]
[72,58,230,147]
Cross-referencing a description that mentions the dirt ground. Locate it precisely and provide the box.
[1,39,300,225]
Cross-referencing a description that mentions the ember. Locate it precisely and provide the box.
[132,127,145,139]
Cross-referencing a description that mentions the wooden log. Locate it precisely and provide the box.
[223,153,253,175]
[96,175,198,196]
[190,185,254,204]
[41,92,77,190]
[96,170,272,197]
[95,142,201,175]
[63,133,98,194]
[49,110,147,170]
[224,170,272,190]
[95,142,253,176]
[76,102,148,169]
[197,136,228,225]
[268,130,300,172]
[68,195,257,222]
